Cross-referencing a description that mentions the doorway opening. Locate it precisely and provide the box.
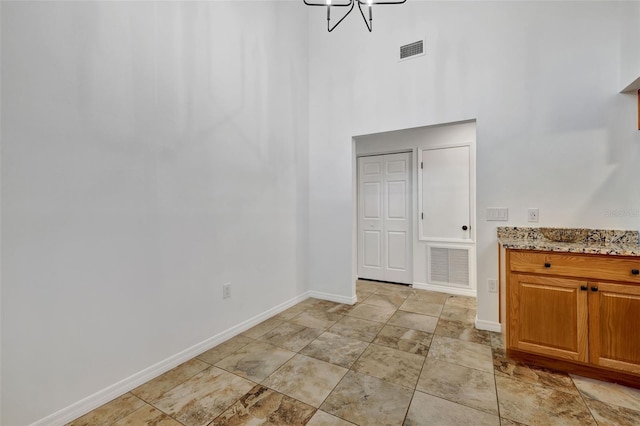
[352,120,477,298]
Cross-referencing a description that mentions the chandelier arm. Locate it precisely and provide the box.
[357,2,372,32]
[356,0,406,4]
[304,0,352,6]
[328,0,355,32]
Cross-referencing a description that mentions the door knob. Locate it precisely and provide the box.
[462,225,468,231]
[544,263,551,268]
[632,269,639,275]
[580,285,588,291]
[591,286,599,292]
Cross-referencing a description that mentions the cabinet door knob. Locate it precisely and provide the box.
[580,285,588,291]
[632,269,639,275]
[462,225,468,231]
[544,262,551,268]
[591,286,599,292]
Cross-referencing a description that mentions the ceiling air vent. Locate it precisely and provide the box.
[399,40,425,61]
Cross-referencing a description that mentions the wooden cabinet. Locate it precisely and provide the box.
[509,274,588,362]
[502,249,640,381]
[589,282,640,374]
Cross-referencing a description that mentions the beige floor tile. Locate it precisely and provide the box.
[356,290,374,302]
[417,358,498,415]
[326,303,355,315]
[132,358,209,402]
[372,284,411,298]
[215,341,295,382]
[387,311,438,333]
[399,299,444,317]
[290,310,343,330]
[571,374,640,412]
[372,325,432,356]
[273,304,307,321]
[495,375,596,426]
[434,318,492,346]
[320,371,413,426]
[328,316,384,342]
[492,348,578,395]
[428,335,493,373]
[489,331,504,349]
[362,293,407,309]
[257,322,322,352]
[153,367,255,426]
[197,335,254,365]
[306,410,355,425]
[112,404,181,426]
[211,385,315,425]
[242,317,286,339]
[404,391,500,426]
[583,396,640,426]
[262,354,348,407]
[407,290,449,304]
[499,419,527,426]
[445,295,477,309]
[440,304,476,324]
[65,393,145,426]
[356,280,386,293]
[346,303,396,323]
[300,331,369,368]
[352,344,424,389]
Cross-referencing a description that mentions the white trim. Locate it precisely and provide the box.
[30,292,311,426]
[475,317,502,333]
[308,290,357,306]
[412,282,476,297]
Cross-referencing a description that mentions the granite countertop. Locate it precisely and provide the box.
[497,227,640,257]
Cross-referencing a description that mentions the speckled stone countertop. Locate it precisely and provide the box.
[497,227,640,257]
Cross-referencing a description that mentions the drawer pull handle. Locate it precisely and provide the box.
[591,286,599,292]
[544,262,551,268]
[580,285,588,291]
[632,269,639,275]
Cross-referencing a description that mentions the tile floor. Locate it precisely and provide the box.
[68,280,640,426]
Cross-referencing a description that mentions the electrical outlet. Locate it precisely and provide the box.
[488,279,498,293]
[223,282,231,299]
[527,208,539,223]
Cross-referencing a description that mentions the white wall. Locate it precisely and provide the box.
[308,2,640,327]
[620,1,640,90]
[1,1,309,424]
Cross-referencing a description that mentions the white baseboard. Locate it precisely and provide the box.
[308,290,357,305]
[30,292,310,426]
[475,317,502,333]
[412,282,476,298]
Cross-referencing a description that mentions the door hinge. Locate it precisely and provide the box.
[420,162,423,169]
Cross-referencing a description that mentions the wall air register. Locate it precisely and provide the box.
[400,40,425,61]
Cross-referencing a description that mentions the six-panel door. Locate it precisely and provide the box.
[357,153,412,284]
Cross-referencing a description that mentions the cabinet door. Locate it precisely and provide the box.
[589,282,640,374]
[509,274,588,362]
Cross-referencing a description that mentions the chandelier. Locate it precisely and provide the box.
[303,0,407,32]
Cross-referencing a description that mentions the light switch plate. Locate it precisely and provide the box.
[486,207,508,221]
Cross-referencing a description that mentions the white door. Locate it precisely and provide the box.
[421,146,470,241]
[358,153,412,284]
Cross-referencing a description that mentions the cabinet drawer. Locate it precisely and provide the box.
[509,251,640,283]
